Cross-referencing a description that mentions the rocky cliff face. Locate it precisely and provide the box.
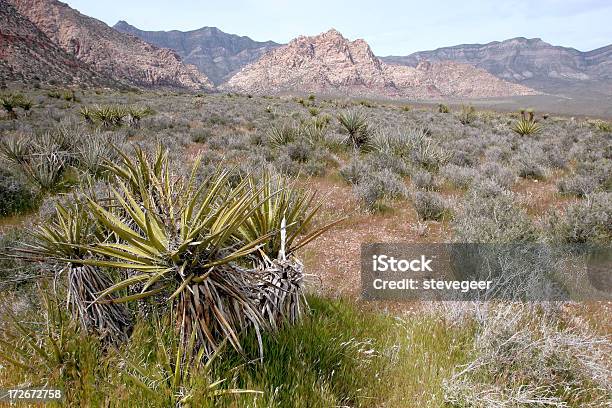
[382,37,612,91]
[8,0,213,90]
[224,29,537,99]
[0,0,109,86]
[113,21,280,85]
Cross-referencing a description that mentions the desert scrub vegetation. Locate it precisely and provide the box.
[443,303,611,407]
[79,104,153,128]
[0,87,610,407]
[0,291,473,407]
[0,92,32,119]
[0,168,37,216]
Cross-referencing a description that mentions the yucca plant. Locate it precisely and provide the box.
[438,104,450,113]
[17,201,132,343]
[0,131,72,192]
[459,105,476,125]
[93,105,126,128]
[126,106,154,128]
[77,133,115,178]
[67,147,279,354]
[236,172,341,328]
[0,93,32,119]
[512,109,541,136]
[79,106,95,124]
[301,117,328,145]
[337,110,370,149]
[267,122,298,147]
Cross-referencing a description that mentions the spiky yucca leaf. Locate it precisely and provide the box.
[237,171,342,259]
[17,201,131,342]
[72,147,275,354]
[512,118,542,136]
[337,110,370,149]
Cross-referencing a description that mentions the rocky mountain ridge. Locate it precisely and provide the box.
[224,29,538,99]
[382,37,612,92]
[7,0,212,90]
[113,21,280,85]
[0,0,108,86]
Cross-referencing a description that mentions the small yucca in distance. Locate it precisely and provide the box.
[0,92,32,119]
[337,110,371,149]
[512,109,541,136]
[438,103,450,113]
[459,105,476,124]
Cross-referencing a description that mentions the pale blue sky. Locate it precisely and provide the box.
[65,0,612,55]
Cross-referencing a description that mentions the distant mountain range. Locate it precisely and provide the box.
[222,29,536,99]
[113,21,280,85]
[382,38,612,94]
[1,0,610,102]
[4,0,212,90]
[0,0,109,86]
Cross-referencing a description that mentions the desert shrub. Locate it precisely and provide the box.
[453,189,538,242]
[0,168,37,216]
[513,147,547,180]
[412,170,436,190]
[337,110,371,149]
[274,141,330,177]
[483,145,511,163]
[286,140,314,163]
[353,169,407,211]
[368,150,412,176]
[459,105,476,125]
[558,174,600,197]
[468,178,506,199]
[479,162,515,189]
[191,128,213,143]
[548,192,611,244]
[438,103,450,113]
[574,158,612,191]
[440,164,478,189]
[339,157,373,184]
[413,191,449,221]
[543,144,569,169]
[444,304,611,407]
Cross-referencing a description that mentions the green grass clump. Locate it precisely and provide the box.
[0,293,472,407]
